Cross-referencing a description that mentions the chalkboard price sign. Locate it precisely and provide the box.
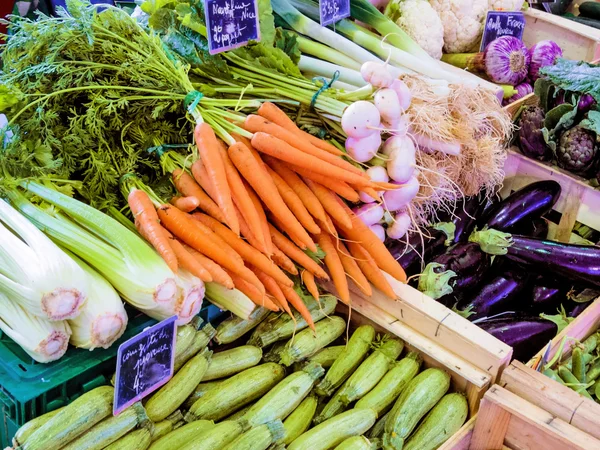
[320,0,351,27]
[480,11,526,51]
[113,316,177,415]
[204,0,260,55]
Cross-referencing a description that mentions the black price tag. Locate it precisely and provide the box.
[480,11,526,51]
[204,0,260,55]
[113,316,177,415]
[320,0,350,27]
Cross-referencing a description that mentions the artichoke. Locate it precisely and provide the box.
[557,126,597,174]
[518,106,551,161]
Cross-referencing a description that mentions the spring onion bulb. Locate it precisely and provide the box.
[390,80,412,111]
[0,199,88,321]
[204,282,256,320]
[353,204,385,226]
[386,212,412,239]
[0,293,71,363]
[346,132,382,162]
[383,177,420,211]
[361,61,393,88]
[411,133,462,156]
[359,166,389,203]
[369,224,386,242]
[67,253,128,350]
[342,101,381,137]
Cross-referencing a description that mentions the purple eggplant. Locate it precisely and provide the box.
[478,181,561,233]
[529,275,568,314]
[418,242,490,300]
[437,194,488,243]
[456,268,529,321]
[567,301,592,318]
[470,229,600,288]
[479,315,558,362]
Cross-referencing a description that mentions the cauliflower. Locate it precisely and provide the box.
[384,0,444,60]
[430,0,488,53]
[488,0,524,10]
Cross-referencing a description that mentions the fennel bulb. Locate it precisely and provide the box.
[205,282,256,320]
[0,199,88,321]
[0,293,71,363]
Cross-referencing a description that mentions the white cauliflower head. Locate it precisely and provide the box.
[430,0,488,53]
[385,0,444,60]
[488,0,524,11]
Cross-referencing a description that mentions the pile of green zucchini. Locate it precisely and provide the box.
[10,296,468,450]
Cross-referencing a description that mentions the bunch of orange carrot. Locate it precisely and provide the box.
[128,102,407,329]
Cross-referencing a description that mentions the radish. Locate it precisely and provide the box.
[359,166,389,203]
[374,88,401,123]
[345,132,381,163]
[360,62,393,88]
[387,147,416,183]
[382,135,415,157]
[382,115,408,136]
[390,79,412,111]
[386,212,412,239]
[353,204,384,226]
[341,101,381,138]
[369,224,386,242]
[383,176,420,211]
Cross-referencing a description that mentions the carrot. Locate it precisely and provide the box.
[228,141,317,252]
[226,270,279,311]
[244,115,363,176]
[172,168,225,222]
[169,238,213,282]
[265,165,321,234]
[278,283,315,331]
[192,213,293,287]
[128,189,178,273]
[268,214,308,251]
[251,132,371,189]
[336,241,372,296]
[292,165,360,202]
[194,122,239,234]
[243,180,273,255]
[359,187,380,203]
[191,160,218,202]
[268,224,329,280]
[301,270,319,303]
[316,233,350,305]
[318,214,338,237]
[257,102,343,156]
[373,181,404,191]
[231,132,265,166]
[184,245,234,289]
[271,245,298,275]
[235,206,267,253]
[337,201,407,283]
[170,195,200,213]
[157,204,263,291]
[303,179,353,231]
[217,142,266,251]
[250,266,293,317]
[263,156,328,224]
[346,242,396,299]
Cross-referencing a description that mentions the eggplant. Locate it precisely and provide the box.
[471,229,600,288]
[456,268,529,321]
[436,194,488,243]
[478,315,558,362]
[566,300,592,318]
[478,181,561,232]
[418,242,490,300]
[529,275,568,314]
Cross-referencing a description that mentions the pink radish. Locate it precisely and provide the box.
[387,138,416,183]
[345,132,381,163]
[390,79,412,111]
[369,224,386,242]
[360,62,393,88]
[359,166,389,203]
[382,176,420,211]
[382,115,408,136]
[341,101,381,138]
[353,204,384,226]
[374,88,401,123]
[382,135,415,157]
[386,212,412,239]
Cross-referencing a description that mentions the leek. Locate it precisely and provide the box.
[0,199,88,321]
[0,293,71,363]
[204,282,256,320]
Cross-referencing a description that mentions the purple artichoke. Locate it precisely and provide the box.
[557,126,597,174]
[518,106,551,161]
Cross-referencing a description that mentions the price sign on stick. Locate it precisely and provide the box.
[113,316,177,415]
[320,0,351,27]
[480,11,526,51]
[204,0,260,55]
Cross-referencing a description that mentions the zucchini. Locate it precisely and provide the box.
[174,322,199,359]
[314,389,346,424]
[306,345,346,369]
[280,396,318,445]
[180,420,248,450]
[226,402,254,421]
[183,380,222,410]
[202,345,262,380]
[403,393,468,450]
[223,420,285,450]
[355,352,422,415]
[187,363,286,421]
[245,362,325,426]
[579,2,600,20]
[287,408,377,450]
[12,407,64,447]
[146,348,212,422]
[216,307,271,344]
[334,435,377,450]
[150,410,184,441]
[174,324,216,372]
[264,341,288,363]
[20,385,114,450]
[279,316,346,366]
[249,295,338,347]
[383,368,451,450]
[61,402,150,450]
[316,325,376,396]
[148,420,214,450]
[368,411,388,439]
[104,428,152,450]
